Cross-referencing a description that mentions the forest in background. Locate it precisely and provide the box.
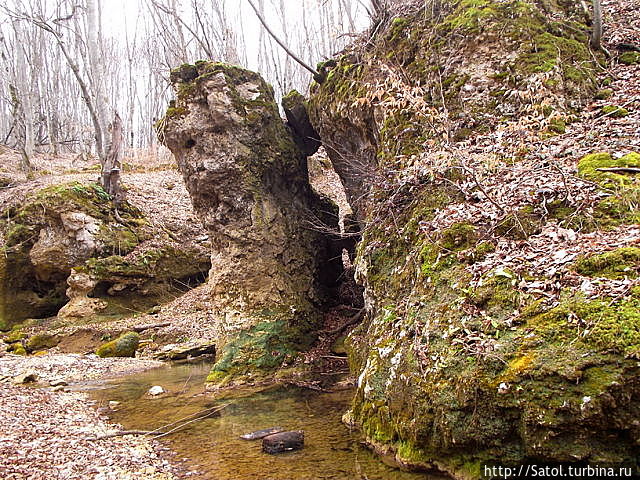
[0,0,372,170]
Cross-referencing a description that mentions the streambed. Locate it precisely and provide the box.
[79,361,441,480]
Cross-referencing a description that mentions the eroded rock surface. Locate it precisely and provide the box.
[160,62,342,385]
[0,181,211,329]
[309,0,639,477]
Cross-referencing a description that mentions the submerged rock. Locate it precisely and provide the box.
[147,385,165,396]
[262,430,304,454]
[95,332,140,358]
[159,62,342,387]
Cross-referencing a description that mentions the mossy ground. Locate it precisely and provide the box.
[576,152,640,229]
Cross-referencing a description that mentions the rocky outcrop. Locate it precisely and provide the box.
[0,182,211,329]
[309,0,638,477]
[159,62,342,386]
[282,90,321,157]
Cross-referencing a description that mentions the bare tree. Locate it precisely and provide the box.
[0,0,371,166]
[102,112,123,199]
[590,0,603,50]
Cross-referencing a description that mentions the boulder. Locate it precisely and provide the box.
[95,331,140,358]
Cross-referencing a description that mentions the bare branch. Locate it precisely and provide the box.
[245,0,319,77]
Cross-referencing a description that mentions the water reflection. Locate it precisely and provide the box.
[82,361,436,480]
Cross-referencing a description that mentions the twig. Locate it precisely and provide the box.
[89,404,228,441]
[132,322,170,333]
[89,429,157,440]
[596,167,640,174]
[326,308,365,335]
[245,0,319,77]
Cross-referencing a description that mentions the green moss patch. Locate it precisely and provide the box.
[578,152,640,189]
[595,88,613,100]
[26,333,61,353]
[95,331,140,357]
[619,51,640,65]
[574,247,640,279]
[207,315,318,386]
[601,105,630,118]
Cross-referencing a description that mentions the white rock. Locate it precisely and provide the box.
[147,385,165,396]
[12,371,38,384]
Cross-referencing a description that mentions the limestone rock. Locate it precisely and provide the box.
[282,90,321,156]
[57,270,107,319]
[28,212,100,283]
[153,341,215,361]
[160,62,342,385]
[147,385,165,396]
[305,0,632,476]
[12,371,38,384]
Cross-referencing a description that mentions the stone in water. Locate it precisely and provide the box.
[262,431,304,454]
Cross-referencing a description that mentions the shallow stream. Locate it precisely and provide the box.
[80,361,441,480]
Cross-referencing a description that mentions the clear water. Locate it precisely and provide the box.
[81,361,440,480]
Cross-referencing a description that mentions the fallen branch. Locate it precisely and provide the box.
[326,308,365,335]
[89,404,228,441]
[596,167,640,174]
[89,429,157,440]
[132,322,171,333]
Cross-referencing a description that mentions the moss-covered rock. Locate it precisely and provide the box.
[0,180,211,327]
[26,333,61,353]
[595,88,613,100]
[619,51,640,65]
[574,247,640,279]
[0,182,142,326]
[206,316,316,388]
[601,105,630,118]
[308,0,598,218]
[308,0,637,476]
[159,62,343,387]
[95,331,140,358]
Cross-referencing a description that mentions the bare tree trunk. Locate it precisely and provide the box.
[86,0,108,160]
[102,112,123,199]
[590,0,603,50]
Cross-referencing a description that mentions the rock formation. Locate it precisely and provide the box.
[0,182,210,329]
[309,0,639,477]
[159,62,342,386]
